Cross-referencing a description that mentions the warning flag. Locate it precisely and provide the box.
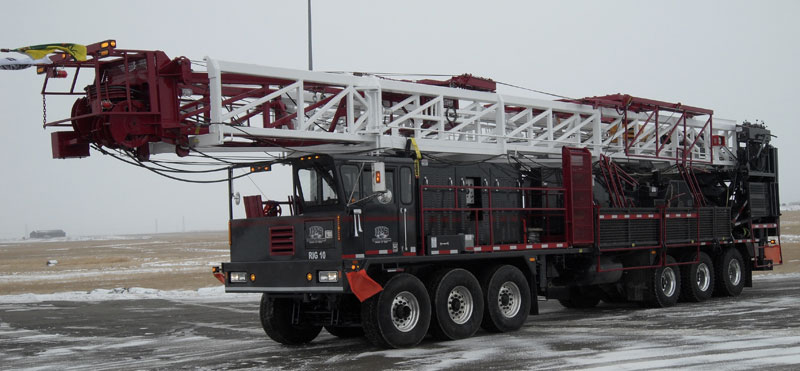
[0,56,51,70]
[13,43,87,61]
[346,270,383,302]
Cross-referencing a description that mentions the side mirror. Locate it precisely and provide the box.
[377,190,393,204]
[233,192,241,205]
[372,162,386,193]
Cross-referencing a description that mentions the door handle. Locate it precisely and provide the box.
[401,208,408,252]
[353,208,363,237]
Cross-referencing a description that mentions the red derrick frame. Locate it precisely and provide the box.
[572,94,714,165]
[38,41,359,159]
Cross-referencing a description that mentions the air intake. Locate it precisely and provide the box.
[269,225,295,256]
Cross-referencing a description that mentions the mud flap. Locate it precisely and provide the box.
[763,245,782,265]
[346,270,383,302]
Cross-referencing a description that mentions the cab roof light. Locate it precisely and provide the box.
[249,164,271,173]
[100,40,117,49]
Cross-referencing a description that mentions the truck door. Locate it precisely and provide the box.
[398,166,417,255]
[360,168,401,255]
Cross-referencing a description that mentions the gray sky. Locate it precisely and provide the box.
[1,0,798,239]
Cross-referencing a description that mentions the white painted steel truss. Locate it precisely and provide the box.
[192,58,737,167]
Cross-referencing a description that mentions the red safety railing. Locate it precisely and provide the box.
[418,184,566,255]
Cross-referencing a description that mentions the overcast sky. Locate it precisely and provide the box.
[1,0,798,239]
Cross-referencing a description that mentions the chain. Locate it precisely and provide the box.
[42,95,47,128]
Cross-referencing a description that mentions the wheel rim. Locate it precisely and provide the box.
[498,281,522,318]
[390,291,420,332]
[661,267,677,297]
[447,285,474,325]
[696,262,711,292]
[728,258,742,286]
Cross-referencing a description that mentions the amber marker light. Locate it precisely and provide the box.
[306,273,313,281]
[250,274,256,282]
[336,215,342,241]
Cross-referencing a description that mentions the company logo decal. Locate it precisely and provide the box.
[372,226,391,244]
[307,225,326,244]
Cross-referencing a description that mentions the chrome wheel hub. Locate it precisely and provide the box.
[498,282,521,318]
[696,262,711,292]
[391,291,420,332]
[661,267,677,297]
[447,286,473,324]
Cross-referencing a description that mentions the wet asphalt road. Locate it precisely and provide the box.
[1,275,800,370]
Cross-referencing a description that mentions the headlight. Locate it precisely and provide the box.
[230,272,248,283]
[318,271,339,283]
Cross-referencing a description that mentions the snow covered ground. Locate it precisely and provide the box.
[0,285,259,304]
[1,275,799,370]
[781,203,800,212]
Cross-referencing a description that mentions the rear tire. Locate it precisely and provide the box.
[259,294,322,345]
[680,252,715,302]
[362,273,431,348]
[428,268,484,340]
[714,248,745,297]
[480,265,530,333]
[644,255,681,308]
[324,325,364,338]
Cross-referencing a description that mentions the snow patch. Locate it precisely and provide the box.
[0,286,259,304]
[780,203,800,211]
[0,234,152,245]
[780,234,800,243]
[753,272,800,280]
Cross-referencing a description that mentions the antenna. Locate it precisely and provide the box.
[307,0,313,71]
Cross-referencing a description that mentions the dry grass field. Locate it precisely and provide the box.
[0,211,797,295]
[0,231,227,295]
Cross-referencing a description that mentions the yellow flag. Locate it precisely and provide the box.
[14,43,87,61]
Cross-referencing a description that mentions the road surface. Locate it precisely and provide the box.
[1,275,799,370]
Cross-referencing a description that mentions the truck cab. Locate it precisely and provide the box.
[223,154,416,294]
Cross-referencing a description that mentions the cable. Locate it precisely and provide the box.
[325,70,573,100]
[325,71,453,78]
[93,145,252,184]
[222,123,378,157]
[495,81,574,100]
[246,173,267,199]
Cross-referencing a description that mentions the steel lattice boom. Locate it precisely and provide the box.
[39,41,735,167]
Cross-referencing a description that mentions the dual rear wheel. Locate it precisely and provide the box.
[361,265,531,348]
[648,248,744,307]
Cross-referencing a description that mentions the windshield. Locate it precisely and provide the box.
[296,162,339,207]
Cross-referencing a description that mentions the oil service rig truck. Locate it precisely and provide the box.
[17,40,782,348]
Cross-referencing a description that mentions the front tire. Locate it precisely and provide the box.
[680,252,715,302]
[362,273,431,348]
[480,265,531,333]
[714,248,745,297]
[644,255,681,308]
[260,294,322,345]
[428,268,484,340]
